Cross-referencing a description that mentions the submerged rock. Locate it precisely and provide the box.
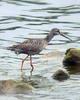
[15,82,33,94]
[22,75,52,89]
[63,48,80,74]
[52,69,70,81]
[0,79,33,94]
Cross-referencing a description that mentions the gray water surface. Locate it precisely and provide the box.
[0,0,80,100]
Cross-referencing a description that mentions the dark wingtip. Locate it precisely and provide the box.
[6,45,17,51]
[6,46,13,51]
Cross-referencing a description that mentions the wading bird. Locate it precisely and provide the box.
[7,28,72,75]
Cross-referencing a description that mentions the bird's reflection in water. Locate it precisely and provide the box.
[20,70,53,89]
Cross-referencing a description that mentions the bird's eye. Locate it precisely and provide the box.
[56,30,59,32]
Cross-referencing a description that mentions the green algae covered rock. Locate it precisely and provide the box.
[63,48,80,74]
[63,48,80,65]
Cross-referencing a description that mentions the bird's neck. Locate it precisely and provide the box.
[45,33,54,42]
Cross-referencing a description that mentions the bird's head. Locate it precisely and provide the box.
[50,28,72,41]
[50,28,60,36]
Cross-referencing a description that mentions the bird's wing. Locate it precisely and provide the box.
[7,39,47,54]
[17,39,44,51]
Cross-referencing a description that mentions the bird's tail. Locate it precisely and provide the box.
[0,45,16,51]
[6,45,18,51]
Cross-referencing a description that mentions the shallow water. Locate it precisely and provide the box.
[0,0,80,100]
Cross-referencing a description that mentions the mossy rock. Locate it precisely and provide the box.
[63,48,80,74]
[15,82,34,94]
[0,79,33,94]
[63,48,80,66]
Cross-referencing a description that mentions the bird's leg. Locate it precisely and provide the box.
[21,55,29,71]
[30,55,34,77]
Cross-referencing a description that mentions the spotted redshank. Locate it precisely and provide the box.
[7,28,72,75]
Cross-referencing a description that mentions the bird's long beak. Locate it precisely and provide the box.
[59,32,72,41]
